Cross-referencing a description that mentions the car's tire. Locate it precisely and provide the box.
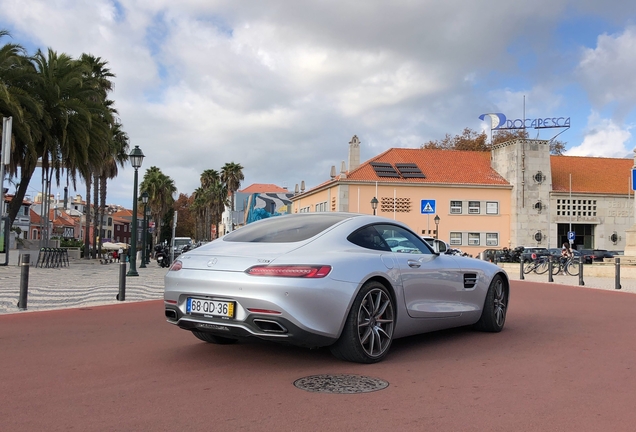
[474,275,507,332]
[191,330,238,345]
[330,281,395,364]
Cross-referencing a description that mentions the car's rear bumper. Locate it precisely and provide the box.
[164,304,337,348]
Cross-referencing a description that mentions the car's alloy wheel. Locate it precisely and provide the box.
[330,281,395,363]
[475,275,507,332]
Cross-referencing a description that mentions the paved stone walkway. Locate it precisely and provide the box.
[0,259,167,314]
[2,258,636,315]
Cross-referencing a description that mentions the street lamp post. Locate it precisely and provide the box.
[127,145,145,277]
[434,214,440,239]
[139,191,149,269]
[370,197,378,216]
[145,207,151,264]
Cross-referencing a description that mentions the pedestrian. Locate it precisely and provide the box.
[559,242,572,275]
[118,247,123,263]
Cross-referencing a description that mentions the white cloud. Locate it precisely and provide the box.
[1,0,636,206]
[578,26,636,117]
[567,113,632,157]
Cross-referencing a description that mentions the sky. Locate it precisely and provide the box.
[2,0,636,207]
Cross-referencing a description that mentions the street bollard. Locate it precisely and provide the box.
[579,260,584,286]
[18,254,30,310]
[548,255,553,283]
[615,257,621,290]
[519,259,524,280]
[117,261,126,301]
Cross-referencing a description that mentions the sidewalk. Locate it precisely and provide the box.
[2,258,636,316]
[0,258,167,314]
[500,262,636,294]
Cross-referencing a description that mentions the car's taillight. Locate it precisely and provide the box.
[169,260,182,271]
[246,265,331,278]
[531,253,537,260]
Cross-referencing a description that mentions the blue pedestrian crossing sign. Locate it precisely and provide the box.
[567,231,575,241]
[421,199,436,214]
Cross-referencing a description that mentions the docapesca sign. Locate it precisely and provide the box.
[479,113,570,130]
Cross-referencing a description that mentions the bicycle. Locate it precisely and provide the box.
[523,255,550,275]
[551,256,580,276]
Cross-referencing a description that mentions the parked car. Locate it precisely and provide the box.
[578,249,615,263]
[520,247,551,263]
[482,248,504,262]
[548,248,582,259]
[164,213,509,363]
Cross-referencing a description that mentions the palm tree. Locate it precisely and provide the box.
[79,54,115,258]
[140,166,176,247]
[96,119,129,256]
[0,31,43,226]
[220,162,244,231]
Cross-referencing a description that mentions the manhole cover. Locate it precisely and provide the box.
[293,374,389,394]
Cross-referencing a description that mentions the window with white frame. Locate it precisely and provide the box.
[468,201,480,214]
[299,206,310,213]
[486,202,499,215]
[450,232,462,245]
[450,201,462,214]
[468,232,480,245]
[315,201,327,212]
[486,233,499,246]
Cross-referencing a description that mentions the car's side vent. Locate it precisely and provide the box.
[464,273,478,289]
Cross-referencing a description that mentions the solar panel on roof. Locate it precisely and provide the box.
[370,162,400,178]
[395,163,426,178]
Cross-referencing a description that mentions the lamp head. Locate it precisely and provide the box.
[129,145,145,169]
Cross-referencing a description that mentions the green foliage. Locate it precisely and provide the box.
[422,127,566,154]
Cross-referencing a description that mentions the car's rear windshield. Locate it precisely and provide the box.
[223,214,353,243]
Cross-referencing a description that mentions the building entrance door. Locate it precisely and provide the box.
[557,223,594,250]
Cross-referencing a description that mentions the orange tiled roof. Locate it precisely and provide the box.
[347,148,510,185]
[551,155,633,195]
[30,209,42,224]
[112,209,133,218]
[240,183,289,193]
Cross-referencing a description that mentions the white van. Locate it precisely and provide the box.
[173,237,193,257]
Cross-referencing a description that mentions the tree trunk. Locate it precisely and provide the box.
[99,173,107,255]
[84,177,91,259]
[92,172,99,259]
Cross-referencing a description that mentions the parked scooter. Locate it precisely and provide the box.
[155,244,171,268]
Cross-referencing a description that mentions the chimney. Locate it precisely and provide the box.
[348,135,361,171]
[330,165,336,179]
[340,161,347,179]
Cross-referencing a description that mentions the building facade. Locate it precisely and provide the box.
[290,136,634,255]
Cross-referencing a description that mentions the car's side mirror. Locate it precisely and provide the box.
[436,241,447,253]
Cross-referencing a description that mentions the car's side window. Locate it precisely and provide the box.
[348,226,391,251]
[375,224,432,255]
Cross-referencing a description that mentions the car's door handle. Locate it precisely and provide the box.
[407,260,421,268]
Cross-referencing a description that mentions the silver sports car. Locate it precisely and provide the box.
[164,213,509,363]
